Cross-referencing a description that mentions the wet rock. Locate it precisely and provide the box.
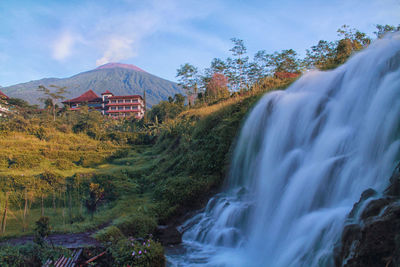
[156,225,182,245]
[347,188,377,219]
[334,224,361,265]
[335,164,400,267]
[360,198,391,220]
[385,164,400,197]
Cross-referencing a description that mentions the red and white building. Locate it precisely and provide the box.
[101,90,145,118]
[63,90,145,119]
[0,90,9,117]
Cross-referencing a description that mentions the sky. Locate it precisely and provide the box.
[0,0,399,87]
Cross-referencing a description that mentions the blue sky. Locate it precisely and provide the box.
[0,0,399,86]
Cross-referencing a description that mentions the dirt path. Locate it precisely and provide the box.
[1,231,102,249]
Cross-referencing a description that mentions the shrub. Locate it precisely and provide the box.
[0,245,25,266]
[31,126,49,141]
[114,214,157,238]
[54,158,75,170]
[0,243,69,266]
[0,155,7,169]
[56,124,71,133]
[108,238,165,267]
[8,154,43,169]
[93,225,124,243]
[108,149,130,161]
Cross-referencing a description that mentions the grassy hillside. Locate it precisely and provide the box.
[0,75,292,235]
[0,76,293,266]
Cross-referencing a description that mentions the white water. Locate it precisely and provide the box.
[167,34,400,267]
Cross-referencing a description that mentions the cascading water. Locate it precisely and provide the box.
[167,34,400,266]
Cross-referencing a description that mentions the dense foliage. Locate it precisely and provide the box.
[0,23,398,266]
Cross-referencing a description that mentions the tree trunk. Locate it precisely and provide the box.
[68,190,72,222]
[62,191,66,229]
[53,191,56,213]
[1,192,9,234]
[23,190,28,232]
[41,194,44,217]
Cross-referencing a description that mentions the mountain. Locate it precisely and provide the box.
[1,63,183,107]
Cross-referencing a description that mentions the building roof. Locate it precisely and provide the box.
[63,90,101,104]
[0,90,8,99]
[108,95,142,100]
[101,90,114,95]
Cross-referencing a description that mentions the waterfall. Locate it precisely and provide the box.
[167,34,400,267]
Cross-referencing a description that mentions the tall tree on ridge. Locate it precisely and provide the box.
[228,38,249,90]
[374,24,400,38]
[176,63,199,105]
[37,85,68,121]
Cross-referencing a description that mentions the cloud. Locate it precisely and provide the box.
[96,36,135,66]
[52,31,78,61]
[91,0,223,66]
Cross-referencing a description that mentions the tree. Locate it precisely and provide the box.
[85,183,104,218]
[1,192,9,234]
[147,99,184,124]
[34,216,51,247]
[176,63,199,105]
[334,25,371,65]
[304,40,336,70]
[374,24,400,38]
[202,58,228,92]
[252,50,274,78]
[206,73,229,102]
[227,38,250,90]
[337,25,371,47]
[271,49,301,73]
[37,85,68,121]
[173,94,185,107]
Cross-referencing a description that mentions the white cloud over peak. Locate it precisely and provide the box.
[51,31,79,61]
[96,36,136,66]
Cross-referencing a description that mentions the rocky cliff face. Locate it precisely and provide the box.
[335,164,400,267]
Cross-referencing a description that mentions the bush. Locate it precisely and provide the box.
[8,153,43,169]
[31,126,49,141]
[114,214,157,238]
[108,149,130,161]
[94,225,124,243]
[0,155,7,169]
[0,243,69,266]
[54,158,75,170]
[108,238,165,267]
[0,245,25,266]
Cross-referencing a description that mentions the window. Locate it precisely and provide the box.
[118,100,124,103]
[118,106,124,110]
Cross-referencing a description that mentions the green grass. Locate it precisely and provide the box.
[0,80,289,241]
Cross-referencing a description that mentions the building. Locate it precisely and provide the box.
[62,89,102,111]
[63,90,145,119]
[0,90,9,117]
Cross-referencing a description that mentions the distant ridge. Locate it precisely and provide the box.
[2,63,183,107]
[96,62,146,73]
